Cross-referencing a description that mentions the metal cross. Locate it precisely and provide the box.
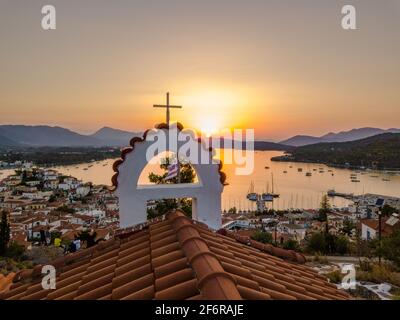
[153,92,182,126]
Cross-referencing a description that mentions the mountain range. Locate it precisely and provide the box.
[280,127,400,146]
[275,133,400,169]
[1,125,399,149]
[0,125,141,148]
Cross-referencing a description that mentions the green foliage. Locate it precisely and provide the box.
[335,235,350,255]
[380,229,400,268]
[356,263,400,288]
[341,219,355,236]
[282,239,300,251]
[56,205,75,214]
[0,211,11,255]
[76,230,101,248]
[147,198,192,220]
[146,157,195,219]
[307,232,326,254]
[325,270,343,284]
[228,207,237,214]
[148,157,195,185]
[0,147,121,167]
[306,231,350,255]
[50,231,62,245]
[3,241,26,259]
[381,204,398,217]
[285,133,400,169]
[251,231,273,244]
[318,195,330,222]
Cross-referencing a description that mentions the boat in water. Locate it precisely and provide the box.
[270,173,280,198]
[306,172,312,177]
[247,181,258,201]
[298,168,303,172]
[261,193,274,202]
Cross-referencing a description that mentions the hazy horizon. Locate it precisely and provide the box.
[1,0,399,141]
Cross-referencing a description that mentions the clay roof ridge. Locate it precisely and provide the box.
[167,210,241,300]
[219,229,306,264]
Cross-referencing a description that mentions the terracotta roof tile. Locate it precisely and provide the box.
[1,210,350,300]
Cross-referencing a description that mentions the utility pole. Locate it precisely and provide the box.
[378,209,382,265]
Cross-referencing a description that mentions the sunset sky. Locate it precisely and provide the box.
[0,0,399,141]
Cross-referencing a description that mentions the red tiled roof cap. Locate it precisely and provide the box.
[168,210,241,300]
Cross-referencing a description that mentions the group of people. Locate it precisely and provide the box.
[39,228,82,254]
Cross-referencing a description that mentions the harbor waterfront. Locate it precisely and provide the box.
[5,150,397,211]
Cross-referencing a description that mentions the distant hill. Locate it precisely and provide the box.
[90,127,142,147]
[0,134,20,147]
[0,125,102,147]
[204,138,291,151]
[279,135,327,147]
[253,141,292,151]
[0,125,143,147]
[275,133,400,169]
[280,127,400,146]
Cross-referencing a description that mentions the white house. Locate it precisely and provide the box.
[279,223,307,241]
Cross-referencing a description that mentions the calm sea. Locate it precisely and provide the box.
[2,151,399,210]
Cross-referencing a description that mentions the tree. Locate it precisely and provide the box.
[0,211,11,255]
[341,219,355,236]
[381,204,397,217]
[76,230,101,248]
[147,157,195,219]
[251,231,273,244]
[283,239,300,251]
[228,207,237,214]
[307,232,327,254]
[318,195,331,222]
[335,235,350,255]
[380,229,400,268]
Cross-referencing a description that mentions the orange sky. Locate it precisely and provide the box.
[0,0,399,141]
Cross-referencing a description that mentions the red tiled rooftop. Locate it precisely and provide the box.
[0,210,349,300]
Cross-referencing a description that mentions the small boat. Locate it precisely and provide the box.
[298,168,303,172]
[289,166,293,168]
[283,171,287,174]
[261,193,274,202]
[370,175,379,178]
[102,164,108,167]
[331,173,334,176]
[306,172,312,177]
[247,181,258,201]
[351,179,360,182]
[88,165,93,168]
[264,166,270,169]
[83,168,89,171]
[382,178,390,182]
[247,193,257,201]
